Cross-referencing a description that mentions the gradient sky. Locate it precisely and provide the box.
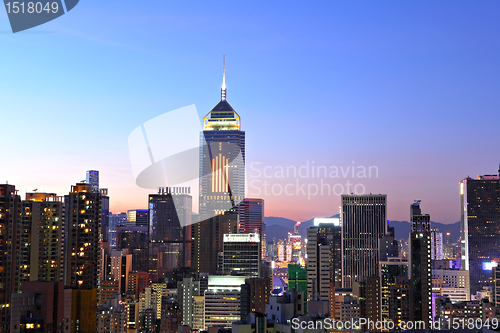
[1,1,499,224]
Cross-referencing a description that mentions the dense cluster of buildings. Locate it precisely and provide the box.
[2,72,500,333]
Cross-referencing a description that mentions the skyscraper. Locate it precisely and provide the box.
[223,233,260,277]
[191,214,238,275]
[408,201,432,324]
[116,225,149,272]
[64,182,102,289]
[306,217,342,301]
[148,187,192,282]
[430,228,443,260]
[127,209,149,227]
[198,61,245,218]
[22,192,65,282]
[86,170,99,193]
[0,184,21,333]
[239,198,266,259]
[64,182,102,332]
[342,194,387,288]
[192,66,244,275]
[460,170,500,294]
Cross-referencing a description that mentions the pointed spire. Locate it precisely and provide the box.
[221,55,227,101]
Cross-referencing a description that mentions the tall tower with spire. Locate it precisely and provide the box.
[191,59,245,274]
[198,57,245,218]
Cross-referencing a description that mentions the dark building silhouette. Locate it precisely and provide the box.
[11,281,71,333]
[342,194,387,288]
[191,214,238,275]
[117,225,149,272]
[239,199,266,259]
[460,169,500,294]
[0,184,22,333]
[408,201,432,324]
[148,187,192,282]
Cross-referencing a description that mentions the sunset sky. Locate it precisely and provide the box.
[1,1,499,223]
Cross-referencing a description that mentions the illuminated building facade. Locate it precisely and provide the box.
[0,184,22,332]
[22,192,64,283]
[204,276,246,329]
[342,194,387,289]
[460,171,500,294]
[223,233,260,277]
[307,217,342,301]
[430,228,444,260]
[198,66,245,219]
[127,209,148,227]
[109,212,127,248]
[379,258,408,322]
[86,170,99,193]
[64,183,102,290]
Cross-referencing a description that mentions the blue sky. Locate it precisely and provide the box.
[1,1,499,223]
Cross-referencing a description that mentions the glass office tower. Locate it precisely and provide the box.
[342,194,387,288]
[198,79,245,218]
[460,169,500,294]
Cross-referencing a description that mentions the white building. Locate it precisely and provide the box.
[204,276,247,329]
[432,269,470,302]
[430,228,444,260]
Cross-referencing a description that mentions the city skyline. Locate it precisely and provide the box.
[1,1,500,223]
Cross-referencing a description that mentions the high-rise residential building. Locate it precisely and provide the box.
[223,233,260,277]
[460,170,500,294]
[408,201,432,324]
[86,170,99,193]
[178,277,201,328]
[430,228,443,260]
[64,182,101,332]
[342,194,387,288]
[306,217,342,301]
[204,276,246,329]
[0,184,22,332]
[239,199,266,259]
[22,192,64,283]
[148,187,192,282]
[198,66,245,219]
[127,271,149,300]
[64,182,102,289]
[10,281,71,333]
[108,249,132,297]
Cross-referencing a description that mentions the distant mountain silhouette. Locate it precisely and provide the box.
[390,220,461,242]
[265,215,460,242]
